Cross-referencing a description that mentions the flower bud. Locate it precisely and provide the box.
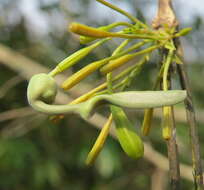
[111,106,144,159]
[69,22,115,38]
[174,27,192,37]
[49,39,108,76]
[162,106,172,140]
[100,54,134,74]
[141,108,154,136]
[62,59,109,90]
[86,115,113,165]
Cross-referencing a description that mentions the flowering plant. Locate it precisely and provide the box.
[27,0,190,165]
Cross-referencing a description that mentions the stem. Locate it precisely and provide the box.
[103,21,134,28]
[163,49,174,91]
[176,40,204,189]
[166,106,180,190]
[163,50,180,189]
[96,0,148,28]
[164,58,180,189]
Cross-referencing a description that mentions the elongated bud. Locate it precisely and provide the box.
[100,54,134,74]
[79,22,131,44]
[174,27,192,37]
[49,39,108,77]
[101,44,161,74]
[69,22,159,40]
[141,108,154,136]
[62,58,109,90]
[86,115,113,165]
[111,105,144,159]
[162,106,172,140]
[69,22,115,38]
[79,25,110,44]
[27,75,186,121]
[100,40,146,74]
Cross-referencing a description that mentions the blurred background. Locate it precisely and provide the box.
[0,0,204,189]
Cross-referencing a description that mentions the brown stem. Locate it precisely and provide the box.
[176,40,204,189]
[152,0,178,29]
[166,106,180,190]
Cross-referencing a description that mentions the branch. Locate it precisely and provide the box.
[176,41,204,188]
[0,107,35,122]
[166,107,180,189]
[151,168,167,190]
[0,76,23,98]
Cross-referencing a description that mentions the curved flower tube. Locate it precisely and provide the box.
[27,73,187,119]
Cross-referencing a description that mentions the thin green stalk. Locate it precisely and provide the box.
[153,63,165,90]
[163,49,174,91]
[96,0,148,29]
[96,56,148,95]
[112,39,131,55]
[101,21,134,28]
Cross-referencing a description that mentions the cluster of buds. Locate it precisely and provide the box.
[27,0,190,165]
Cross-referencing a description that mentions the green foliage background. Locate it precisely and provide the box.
[0,0,203,189]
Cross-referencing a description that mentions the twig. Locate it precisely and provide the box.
[151,168,167,190]
[0,76,23,99]
[166,106,180,189]
[96,0,147,28]
[176,41,204,189]
[0,114,45,138]
[0,107,35,122]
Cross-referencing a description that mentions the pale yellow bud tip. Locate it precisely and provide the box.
[69,22,80,33]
